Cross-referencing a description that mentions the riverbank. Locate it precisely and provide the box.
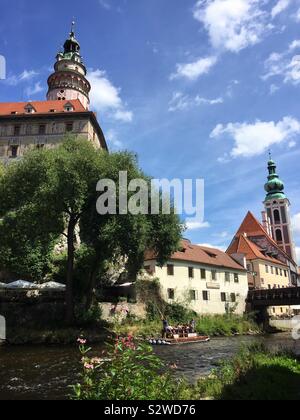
[3,314,261,345]
[196,345,300,400]
[5,326,112,345]
[113,314,261,338]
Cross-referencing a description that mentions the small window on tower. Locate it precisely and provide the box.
[274,210,280,224]
[276,229,283,242]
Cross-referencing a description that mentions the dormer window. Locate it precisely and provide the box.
[64,102,74,112]
[24,104,36,114]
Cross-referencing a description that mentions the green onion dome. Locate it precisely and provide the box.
[264,159,286,201]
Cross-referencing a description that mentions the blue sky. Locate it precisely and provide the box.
[0,0,300,261]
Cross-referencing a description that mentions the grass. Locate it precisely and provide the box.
[195,314,259,337]
[112,314,260,338]
[196,345,300,400]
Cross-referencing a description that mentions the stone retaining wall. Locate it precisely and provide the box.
[100,302,146,322]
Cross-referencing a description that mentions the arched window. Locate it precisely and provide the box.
[275,229,283,242]
[274,209,280,224]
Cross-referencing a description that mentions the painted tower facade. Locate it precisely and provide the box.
[47,23,91,109]
[262,157,297,263]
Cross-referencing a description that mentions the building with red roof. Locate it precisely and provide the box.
[144,239,249,315]
[0,26,107,162]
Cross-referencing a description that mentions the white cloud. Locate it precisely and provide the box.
[5,70,38,86]
[292,213,300,236]
[114,110,133,123]
[210,116,300,158]
[25,82,43,97]
[170,56,217,81]
[106,129,123,149]
[271,0,291,19]
[98,0,111,10]
[89,69,133,122]
[168,91,223,112]
[186,221,211,231]
[294,7,300,22]
[263,52,300,85]
[198,243,226,251]
[195,95,223,105]
[289,39,300,51]
[193,0,271,53]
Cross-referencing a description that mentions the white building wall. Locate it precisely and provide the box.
[145,260,249,315]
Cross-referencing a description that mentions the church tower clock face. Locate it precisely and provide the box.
[46,23,91,109]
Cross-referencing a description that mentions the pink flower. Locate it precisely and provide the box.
[91,358,102,365]
[84,363,94,370]
[77,338,87,345]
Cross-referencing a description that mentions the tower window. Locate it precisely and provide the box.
[274,210,280,224]
[275,229,283,242]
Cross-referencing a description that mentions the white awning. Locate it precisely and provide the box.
[5,280,38,289]
[38,282,66,290]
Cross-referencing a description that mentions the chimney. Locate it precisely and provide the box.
[262,211,272,238]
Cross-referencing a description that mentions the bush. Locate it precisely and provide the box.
[75,304,103,327]
[72,337,190,400]
[196,345,300,400]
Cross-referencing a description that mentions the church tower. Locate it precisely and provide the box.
[47,22,91,109]
[263,156,297,262]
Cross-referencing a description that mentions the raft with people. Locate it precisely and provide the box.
[149,318,210,346]
[149,335,210,346]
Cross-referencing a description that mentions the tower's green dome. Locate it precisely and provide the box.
[264,158,286,201]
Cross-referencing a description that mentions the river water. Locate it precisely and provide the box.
[0,333,299,400]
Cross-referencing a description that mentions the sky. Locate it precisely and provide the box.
[0,0,300,261]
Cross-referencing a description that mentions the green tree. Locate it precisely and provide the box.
[80,152,183,309]
[0,137,183,324]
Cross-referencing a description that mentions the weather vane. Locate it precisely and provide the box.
[71,19,76,35]
[268,149,272,160]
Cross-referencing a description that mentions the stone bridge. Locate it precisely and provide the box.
[246,287,300,329]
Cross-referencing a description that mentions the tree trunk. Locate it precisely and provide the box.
[85,263,98,311]
[65,215,76,325]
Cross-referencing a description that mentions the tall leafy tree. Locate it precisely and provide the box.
[0,137,183,323]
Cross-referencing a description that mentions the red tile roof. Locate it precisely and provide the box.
[227,211,289,267]
[145,240,246,271]
[0,100,86,116]
[236,211,269,237]
[228,234,287,267]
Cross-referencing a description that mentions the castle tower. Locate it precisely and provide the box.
[263,155,297,262]
[47,22,91,109]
